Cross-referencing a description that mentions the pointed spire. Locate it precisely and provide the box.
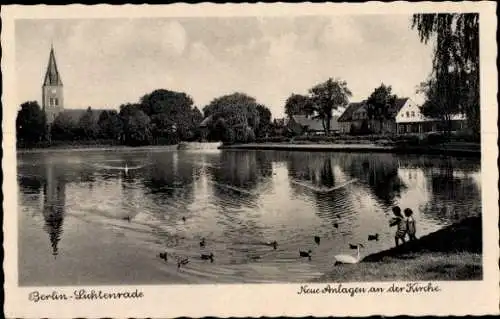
[43,45,63,86]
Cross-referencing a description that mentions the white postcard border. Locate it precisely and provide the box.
[2,2,498,317]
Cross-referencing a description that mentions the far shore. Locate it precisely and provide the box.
[314,216,482,282]
[219,142,481,157]
[16,144,179,154]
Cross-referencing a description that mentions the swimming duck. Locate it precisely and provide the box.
[368,234,379,241]
[333,223,339,229]
[158,252,168,262]
[199,238,206,248]
[182,216,186,223]
[249,255,261,261]
[314,236,321,245]
[299,250,312,261]
[201,253,214,263]
[265,240,278,250]
[177,257,189,269]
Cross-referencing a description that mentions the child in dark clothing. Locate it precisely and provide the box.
[404,208,417,241]
[389,206,407,246]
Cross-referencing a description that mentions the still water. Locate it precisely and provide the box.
[17,147,481,285]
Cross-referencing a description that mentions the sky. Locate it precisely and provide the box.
[15,15,434,118]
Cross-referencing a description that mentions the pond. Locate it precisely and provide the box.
[17,147,481,285]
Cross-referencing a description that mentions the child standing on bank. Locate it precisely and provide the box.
[404,208,417,241]
[389,206,407,247]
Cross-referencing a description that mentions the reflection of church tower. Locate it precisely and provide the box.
[42,44,64,125]
[42,163,66,258]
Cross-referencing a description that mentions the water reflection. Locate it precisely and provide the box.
[338,153,407,207]
[17,149,482,285]
[20,161,68,258]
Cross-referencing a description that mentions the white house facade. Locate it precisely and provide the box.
[395,99,467,134]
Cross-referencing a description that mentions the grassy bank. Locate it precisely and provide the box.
[315,216,482,282]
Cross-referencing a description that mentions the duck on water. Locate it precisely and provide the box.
[299,250,312,261]
[201,253,214,263]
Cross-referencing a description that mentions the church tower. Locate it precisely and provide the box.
[42,44,64,124]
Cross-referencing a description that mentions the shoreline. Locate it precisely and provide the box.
[16,144,180,154]
[315,216,482,282]
[219,142,481,157]
[15,141,480,157]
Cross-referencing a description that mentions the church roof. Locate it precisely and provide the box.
[60,109,116,124]
[43,45,63,86]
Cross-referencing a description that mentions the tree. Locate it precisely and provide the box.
[255,104,272,138]
[191,106,204,127]
[188,106,204,141]
[308,78,352,135]
[98,110,122,140]
[150,113,178,144]
[284,94,314,118]
[412,13,479,137]
[77,107,99,140]
[139,89,197,141]
[51,112,78,141]
[203,92,266,143]
[16,101,47,144]
[365,84,397,133]
[119,104,152,146]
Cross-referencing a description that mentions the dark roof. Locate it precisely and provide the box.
[387,98,409,118]
[338,98,410,122]
[292,115,340,131]
[61,109,116,124]
[43,46,63,86]
[338,102,365,122]
[199,115,213,127]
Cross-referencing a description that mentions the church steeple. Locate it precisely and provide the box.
[42,44,64,124]
[43,44,63,86]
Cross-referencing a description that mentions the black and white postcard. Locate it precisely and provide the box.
[2,2,498,317]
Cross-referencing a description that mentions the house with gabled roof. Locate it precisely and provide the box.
[338,98,429,134]
[289,113,341,135]
[337,101,366,133]
[395,100,467,134]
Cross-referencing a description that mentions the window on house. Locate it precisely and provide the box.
[406,111,410,117]
[411,111,415,117]
[54,98,58,106]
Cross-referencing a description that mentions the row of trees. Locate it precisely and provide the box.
[16,89,274,146]
[16,89,205,146]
